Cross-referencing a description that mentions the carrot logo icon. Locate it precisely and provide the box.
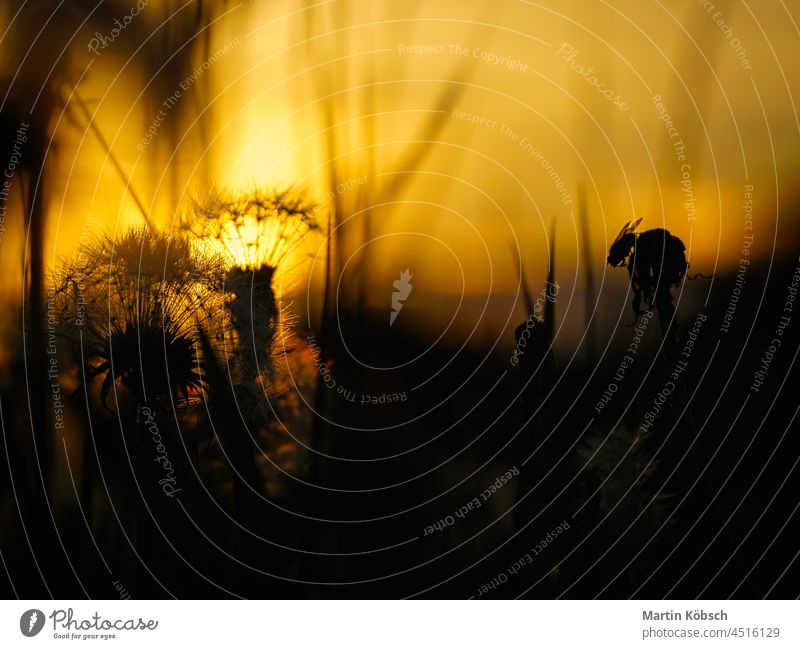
[20,609,45,637]
[390,269,413,326]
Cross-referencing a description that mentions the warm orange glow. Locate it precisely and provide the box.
[0,0,795,343]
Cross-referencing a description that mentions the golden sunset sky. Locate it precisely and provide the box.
[3,0,798,343]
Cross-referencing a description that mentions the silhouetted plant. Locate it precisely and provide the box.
[182,187,319,270]
[175,189,321,572]
[511,218,560,537]
[575,427,673,523]
[573,426,674,585]
[607,219,689,328]
[509,216,557,419]
[53,228,229,413]
[607,220,712,499]
[179,187,319,383]
[50,227,238,593]
[607,220,694,421]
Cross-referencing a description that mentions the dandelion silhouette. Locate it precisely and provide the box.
[182,187,319,270]
[50,228,241,584]
[53,228,229,412]
[574,426,674,584]
[180,187,319,382]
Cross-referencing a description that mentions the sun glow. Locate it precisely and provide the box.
[179,187,321,295]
